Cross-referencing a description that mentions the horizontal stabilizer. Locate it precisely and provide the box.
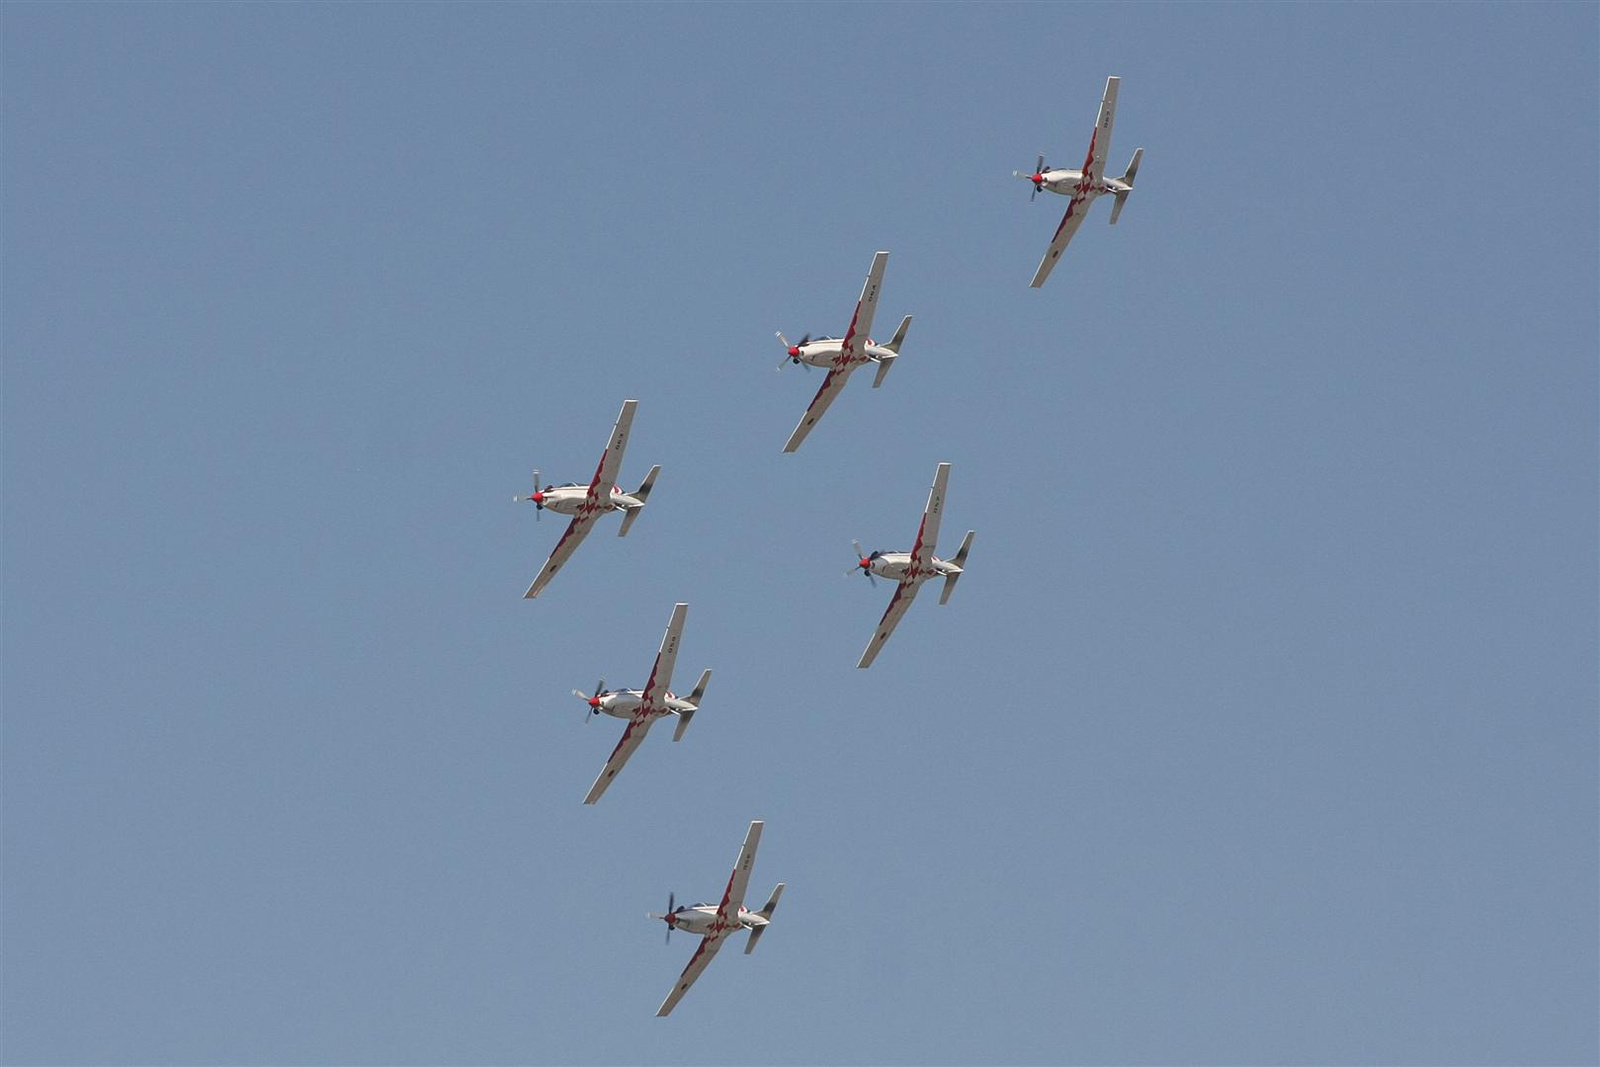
[745,883,785,954]
[1108,148,1142,226]
[672,669,711,742]
[883,314,912,354]
[616,465,660,538]
[871,353,897,389]
[939,530,975,605]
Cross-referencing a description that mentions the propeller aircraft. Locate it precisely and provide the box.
[649,820,784,1017]
[851,462,975,669]
[778,250,912,453]
[516,398,660,599]
[1016,75,1144,289]
[575,602,711,805]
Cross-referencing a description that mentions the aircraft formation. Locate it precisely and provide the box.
[516,77,1142,1016]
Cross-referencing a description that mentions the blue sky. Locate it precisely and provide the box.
[3,3,1596,1064]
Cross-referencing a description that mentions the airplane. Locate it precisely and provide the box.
[515,398,661,599]
[574,602,712,805]
[778,250,912,453]
[649,819,784,1017]
[851,461,975,669]
[1015,74,1144,289]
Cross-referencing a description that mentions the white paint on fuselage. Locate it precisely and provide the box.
[663,905,767,937]
[527,485,644,516]
[858,551,963,584]
[789,340,896,371]
[1035,168,1130,200]
[590,689,696,719]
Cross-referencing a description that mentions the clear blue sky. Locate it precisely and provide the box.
[4,4,1595,1064]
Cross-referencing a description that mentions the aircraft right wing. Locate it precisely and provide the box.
[656,928,727,1017]
[639,602,687,711]
[782,364,857,453]
[583,714,657,804]
[1029,197,1091,289]
[840,251,888,362]
[523,510,601,598]
[857,578,920,669]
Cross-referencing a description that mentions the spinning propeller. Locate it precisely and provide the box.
[1013,154,1047,201]
[647,891,682,943]
[848,540,881,587]
[775,332,813,371]
[570,678,607,722]
[514,468,549,520]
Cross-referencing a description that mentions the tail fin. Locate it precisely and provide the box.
[1108,147,1143,226]
[872,316,911,389]
[672,669,711,742]
[616,464,661,537]
[939,530,975,605]
[744,883,785,954]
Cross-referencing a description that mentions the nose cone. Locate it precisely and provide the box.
[787,346,800,358]
[665,912,678,926]
[588,696,600,709]
[1031,172,1045,184]
[859,558,872,571]
[531,491,545,504]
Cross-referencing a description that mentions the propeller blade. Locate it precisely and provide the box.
[853,540,865,559]
[1036,153,1044,175]
[776,331,790,348]
[666,891,676,943]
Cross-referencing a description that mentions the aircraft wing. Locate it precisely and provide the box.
[656,929,728,1017]
[715,820,764,924]
[1086,75,1119,183]
[584,399,638,510]
[523,511,600,598]
[583,714,656,804]
[858,579,921,669]
[909,462,950,575]
[639,602,688,711]
[1029,198,1091,289]
[782,365,858,453]
[840,251,888,362]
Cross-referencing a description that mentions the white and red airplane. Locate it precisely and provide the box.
[1016,75,1144,289]
[574,602,711,805]
[649,819,784,1017]
[777,250,912,453]
[515,398,660,599]
[851,461,975,669]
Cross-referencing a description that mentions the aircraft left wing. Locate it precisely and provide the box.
[639,602,687,711]
[1086,75,1119,183]
[908,463,950,575]
[1029,198,1090,289]
[523,511,601,599]
[857,579,921,669]
[583,714,656,804]
[840,251,888,362]
[782,365,857,453]
[715,819,763,924]
[585,399,638,509]
[656,928,727,1017]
